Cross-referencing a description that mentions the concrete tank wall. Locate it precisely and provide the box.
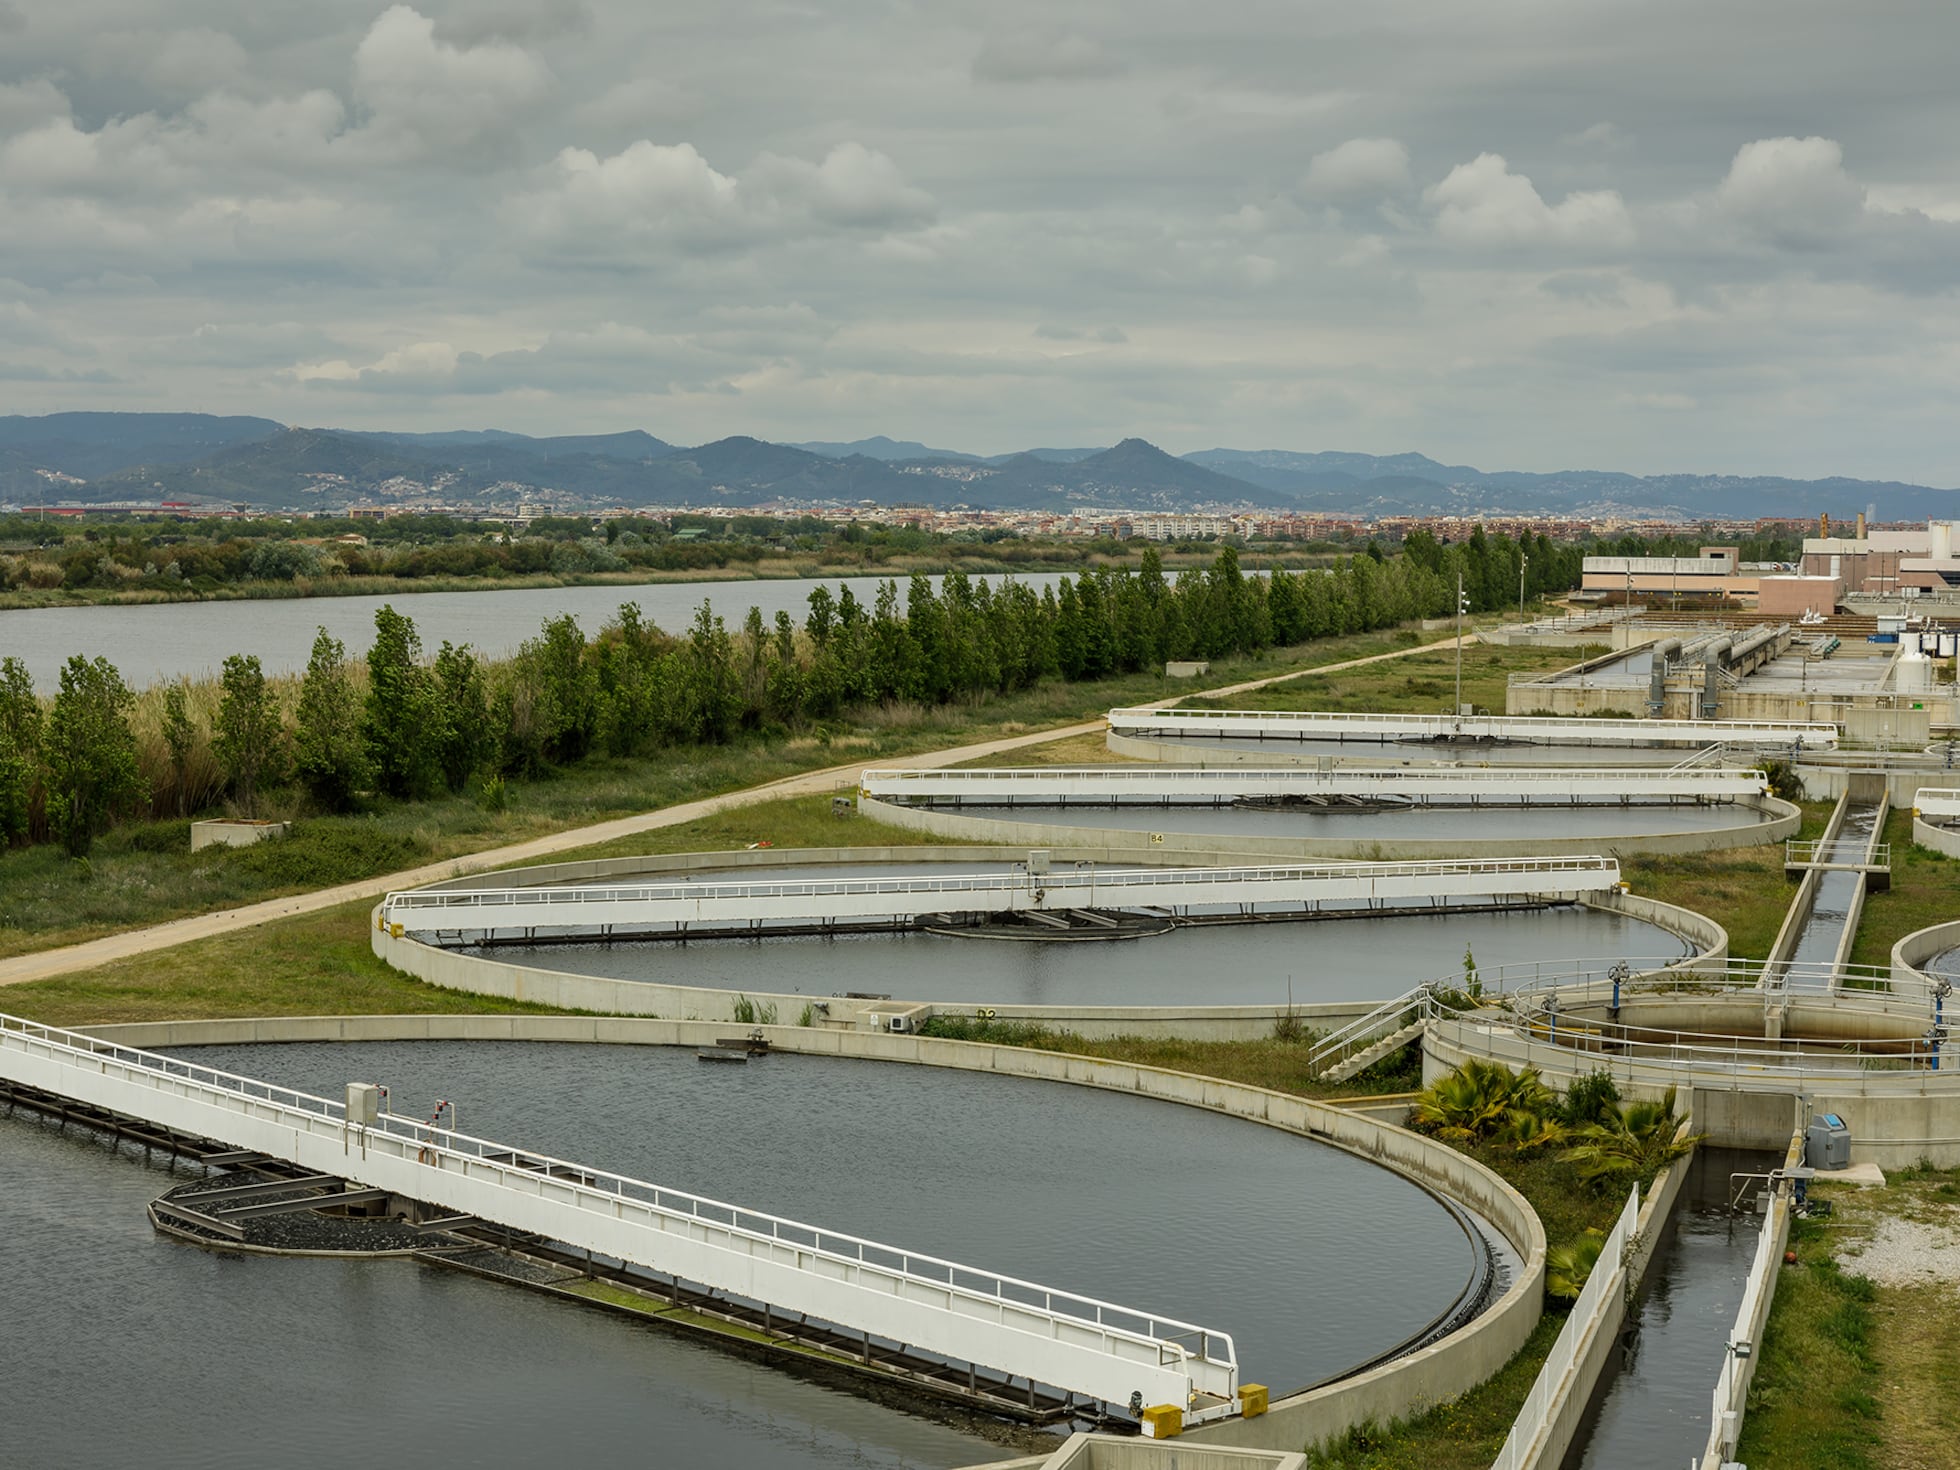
[855,794,1800,862]
[80,1011,1547,1462]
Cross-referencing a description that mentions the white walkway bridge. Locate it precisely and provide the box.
[858,766,1768,806]
[0,1012,1237,1417]
[379,858,1624,940]
[1107,708,1839,750]
[1915,788,1960,822]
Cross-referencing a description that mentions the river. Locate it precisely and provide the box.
[0,573,1069,689]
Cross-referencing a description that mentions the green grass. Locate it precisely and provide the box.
[1734,1215,1883,1468]
[2,896,566,1026]
[1189,641,1602,718]
[1306,1314,1564,1469]
[1848,807,1960,969]
[1621,801,1835,961]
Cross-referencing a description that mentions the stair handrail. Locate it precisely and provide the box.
[1307,983,1438,1077]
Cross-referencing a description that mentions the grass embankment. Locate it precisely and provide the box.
[1187,642,1603,717]
[3,790,943,1025]
[1848,807,1960,970]
[1620,801,1835,962]
[1736,1166,1960,1469]
[0,626,1421,961]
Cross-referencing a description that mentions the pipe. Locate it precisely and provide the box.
[1647,637,1683,715]
[1702,638,1733,717]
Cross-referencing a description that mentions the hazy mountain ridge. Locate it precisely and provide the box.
[3,412,1956,520]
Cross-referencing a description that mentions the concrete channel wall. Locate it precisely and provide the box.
[855,794,1801,862]
[367,847,1725,1042]
[1761,780,1889,986]
[1698,1127,1806,1469]
[1499,1146,1693,1470]
[80,1012,1547,1459]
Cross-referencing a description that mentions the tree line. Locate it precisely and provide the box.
[0,536,1574,856]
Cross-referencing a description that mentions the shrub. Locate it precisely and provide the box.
[220,825,427,888]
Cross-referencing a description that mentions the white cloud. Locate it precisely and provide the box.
[351,5,550,158]
[752,142,934,229]
[290,339,461,385]
[1714,136,1866,247]
[1302,137,1409,199]
[0,114,180,194]
[0,79,71,136]
[513,138,933,260]
[145,28,251,94]
[529,140,746,252]
[1426,152,1634,248]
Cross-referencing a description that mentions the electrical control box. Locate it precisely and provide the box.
[346,1082,382,1127]
[1805,1112,1851,1170]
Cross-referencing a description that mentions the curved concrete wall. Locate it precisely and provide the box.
[1912,816,1960,860]
[1893,917,1960,985]
[856,794,1800,862]
[369,847,1726,1042]
[81,1012,1546,1458]
[1107,732,1462,769]
[1424,1011,1960,1167]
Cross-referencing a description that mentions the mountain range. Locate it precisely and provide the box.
[2,412,1957,522]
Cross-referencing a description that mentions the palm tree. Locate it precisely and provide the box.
[1502,1110,1570,1153]
[1412,1058,1556,1143]
[1546,1232,1608,1301]
[1560,1085,1701,1187]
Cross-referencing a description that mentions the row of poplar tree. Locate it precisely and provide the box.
[0,538,1578,857]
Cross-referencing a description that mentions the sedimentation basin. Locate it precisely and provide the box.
[0,1033,1506,1465]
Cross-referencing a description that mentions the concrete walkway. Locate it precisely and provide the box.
[0,635,1464,987]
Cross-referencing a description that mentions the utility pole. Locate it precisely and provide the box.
[1454,569,1468,730]
[1518,553,1528,621]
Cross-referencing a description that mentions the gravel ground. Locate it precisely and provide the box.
[1836,1206,1960,1289]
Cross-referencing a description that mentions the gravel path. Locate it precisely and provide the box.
[1837,1206,1960,1289]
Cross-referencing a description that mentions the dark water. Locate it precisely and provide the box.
[1779,801,1883,979]
[161,1041,1477,1397]
[0,1112,994,1470]
[3,572,1067,689]
[1566,1147,1775,1470]
[934,803,1757,840]
[484,905,1691,1005]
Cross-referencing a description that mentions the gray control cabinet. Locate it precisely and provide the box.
[1805,1112,1851,1170]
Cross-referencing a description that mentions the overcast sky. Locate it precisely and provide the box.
[4,1,1960,483]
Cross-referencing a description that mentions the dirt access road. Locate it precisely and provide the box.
[0,636,1462,986]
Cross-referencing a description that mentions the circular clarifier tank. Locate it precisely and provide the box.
[479,903,1693,1005]
[163,1039,1497,1401]
[0,1110,997,1470]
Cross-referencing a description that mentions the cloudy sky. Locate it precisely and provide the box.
[3,1,1959,481]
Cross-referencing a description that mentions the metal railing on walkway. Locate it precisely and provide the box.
[0,1011,1236,1412]
[1105,708,1839,750]
[1785,839,1892,869]
[859,766,1768,805]
[379,857,1624,937]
